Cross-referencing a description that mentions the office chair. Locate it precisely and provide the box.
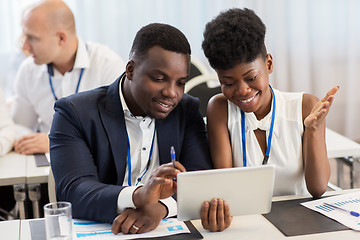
[185,74,221,117]
[0,206,17,221]
[189,57,210,80]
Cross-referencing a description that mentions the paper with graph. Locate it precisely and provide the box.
[301,191,360,231]
[73,218,190,239]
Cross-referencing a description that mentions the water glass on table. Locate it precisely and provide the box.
[44,202,73,240]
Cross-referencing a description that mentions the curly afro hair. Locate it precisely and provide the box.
[202,8,267,70]
[130,23,191,60]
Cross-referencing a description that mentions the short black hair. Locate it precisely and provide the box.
[202,8,267,70]
[130,23,191,60]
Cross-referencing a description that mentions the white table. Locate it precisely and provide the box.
[192,216,360,240]
[192,214,360,240]
[18,190,360,240]
[20,216,360,240]
[0,220,20,240]
[192,189,360,240]
[326,128,360,189]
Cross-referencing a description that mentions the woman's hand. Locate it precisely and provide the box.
[304,86,339,130]
[200,198,232,232]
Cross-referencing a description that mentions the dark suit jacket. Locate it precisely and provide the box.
[49,77,212,223]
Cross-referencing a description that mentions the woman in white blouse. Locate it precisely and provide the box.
[200,8,338,232]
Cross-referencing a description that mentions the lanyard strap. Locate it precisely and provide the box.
[240,85,276,166]
[126,129,155,186]
[48,43,88,100]
[49,68,84,101]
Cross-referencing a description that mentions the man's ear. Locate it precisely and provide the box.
[125,60,135,80]
[265,54,273,74]
[57,31,67,46]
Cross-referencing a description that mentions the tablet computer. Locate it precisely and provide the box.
[177,165,275,221]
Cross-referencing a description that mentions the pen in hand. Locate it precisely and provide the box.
[170,146,176,168]
[324,202,360,217]
[170,146,177,181]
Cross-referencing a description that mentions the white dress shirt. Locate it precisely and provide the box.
[117,78,177,217]
[11,38,125,133]
[0,88,15,156]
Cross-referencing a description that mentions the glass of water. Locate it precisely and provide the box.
[44,202,73,240]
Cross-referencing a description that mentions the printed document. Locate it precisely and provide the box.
[73,218,190,239]
[301,191,360,231]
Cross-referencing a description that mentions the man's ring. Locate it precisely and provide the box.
[132,224,139,230]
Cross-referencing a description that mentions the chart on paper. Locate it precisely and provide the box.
[73,218,190,239]
[301,192,360,231]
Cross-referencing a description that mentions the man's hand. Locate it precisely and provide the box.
[132,161,185,208]
[201,198,232,232]
[14,133,49,155]
[112,202,167,234]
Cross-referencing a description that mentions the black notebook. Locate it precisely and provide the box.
[263,197,349,236]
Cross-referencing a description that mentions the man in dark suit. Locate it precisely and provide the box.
[49,23,211,234]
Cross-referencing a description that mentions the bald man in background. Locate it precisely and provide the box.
[12,0,125,155]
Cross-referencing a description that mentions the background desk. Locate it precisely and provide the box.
[0,152,50,219]
[26,154,50,218]
[326,128,360,189]
[0,152,27,219]
[26,154,50,185]
[0,152,27,186]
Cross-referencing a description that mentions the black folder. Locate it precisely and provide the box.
[34,153,50,167]
[262,197,349,236]
[136,221,203,240]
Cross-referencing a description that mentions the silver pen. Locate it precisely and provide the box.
[324,202,360,217]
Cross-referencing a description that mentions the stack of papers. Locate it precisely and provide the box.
[73,218,190,239]
[301,191,360,231]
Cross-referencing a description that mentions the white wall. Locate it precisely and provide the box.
[1,0,360,140]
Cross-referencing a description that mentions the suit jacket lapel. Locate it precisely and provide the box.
[99,77,128,185]
[156,110,180,165]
